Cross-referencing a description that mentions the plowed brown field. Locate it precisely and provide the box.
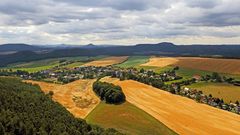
[83,56,128,67]
[101,77,240,135]
[25,79,100,118]
[142,57,240,75]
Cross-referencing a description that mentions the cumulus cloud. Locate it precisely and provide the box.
[0,0,239,45]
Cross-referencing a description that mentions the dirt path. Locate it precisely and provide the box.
[83,56,128,67]
[25,79,100,118]
[101,77,240,135]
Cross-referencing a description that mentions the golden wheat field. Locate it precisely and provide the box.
[141,57,179,67]
[83,56,128,67]
[101,77,240,135]
[142,57,240,75]
[25,79,100,118]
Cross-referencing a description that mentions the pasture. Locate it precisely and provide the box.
[85,102,177,135]
[116,56,150,68]
[83,56,128,67]
[2,56,106,72]
[188,82,240,103]
[61,61,84,68]
[25,79,100,118]
[101,77,240,135]
[5,58,60,72]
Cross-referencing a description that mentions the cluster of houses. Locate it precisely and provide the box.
[17,66,182,84]
[180,87,240,114]
[2,65,239,114]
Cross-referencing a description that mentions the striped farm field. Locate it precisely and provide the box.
[100,77,240,135]
[83,56,128,67]
[142,57,240,75]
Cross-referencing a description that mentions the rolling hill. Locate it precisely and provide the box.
[0,44,45,52]
[101,77,240,135]
[0,77,122,134]
[86,102,177,135]
[1,42,240,67]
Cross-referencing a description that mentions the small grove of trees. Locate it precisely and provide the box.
[93,81,125,104]
[0,77,123,135]
[201,72,240,86]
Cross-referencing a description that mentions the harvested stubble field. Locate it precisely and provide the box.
[83,56,128,67]
[25,79,100,118]
[142,57,240,75]
[101,77,240,135]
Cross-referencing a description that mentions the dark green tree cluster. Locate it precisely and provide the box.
[0,77,123,135]
[201,72,240,86]
[93,81,126,104]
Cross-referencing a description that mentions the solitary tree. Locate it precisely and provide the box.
[48,91,54,97]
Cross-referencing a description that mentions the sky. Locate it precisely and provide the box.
[0,0,239,45]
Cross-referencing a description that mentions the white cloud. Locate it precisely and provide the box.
[0,0,239,45]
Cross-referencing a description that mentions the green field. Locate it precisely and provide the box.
[139,65,240,82]
[176,67,240,81]
[86,102,177,135]
[139,66,172,73]
[2,56,107,72]
[61,62,84,68]
[116,56,150,68]
[4,58,60,72]
[188,82,240,103]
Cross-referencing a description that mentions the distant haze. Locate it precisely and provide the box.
[0,0,239,45]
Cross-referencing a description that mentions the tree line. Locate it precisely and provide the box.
[93,81,126,104]
[0,77,123,135]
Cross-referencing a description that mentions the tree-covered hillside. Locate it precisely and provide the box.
[0,77,122,135]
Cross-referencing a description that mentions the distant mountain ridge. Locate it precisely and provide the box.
[0,42,240,66]
[0,44,44,52]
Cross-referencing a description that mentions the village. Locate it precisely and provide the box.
[0,65,239,114]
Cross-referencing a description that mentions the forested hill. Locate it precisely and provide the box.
[1,42,240,66]
[0,77,122,135]
[0,44,44,52]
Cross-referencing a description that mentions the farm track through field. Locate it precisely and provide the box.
[101,77,240,135]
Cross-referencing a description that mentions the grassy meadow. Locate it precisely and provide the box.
[188,82,240,103]
[116,56,150,68]
[2,56,107,72]
[4,58,61,72]
[85,102,177,135]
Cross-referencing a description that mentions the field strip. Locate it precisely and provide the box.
[25,79,100,118]
[141,57,240,75]
[140,57,179,67]
[101,77,240,135]
[83,56,128,67]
